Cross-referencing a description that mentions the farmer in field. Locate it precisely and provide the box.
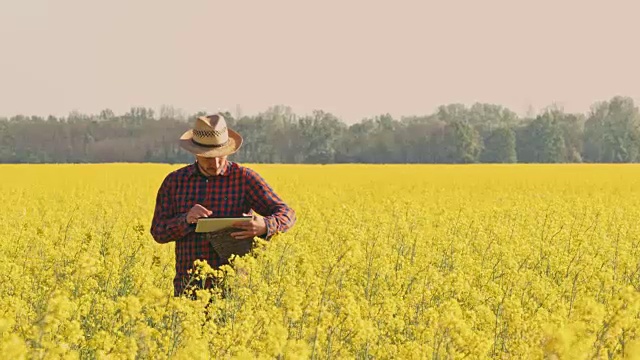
[150,113,296,297]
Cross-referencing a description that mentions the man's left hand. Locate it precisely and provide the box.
[231,213,267,239]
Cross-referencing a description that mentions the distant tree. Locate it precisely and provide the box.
[481,127,517,163]
[583,96,640,163]
[2,97,640,164]
[516,113,566,163]
[442,119,483,163]
[99,109,115,120]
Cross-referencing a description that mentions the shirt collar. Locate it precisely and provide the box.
[188,160,232,178]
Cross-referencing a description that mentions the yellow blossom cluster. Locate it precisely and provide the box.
[1,163,640,358]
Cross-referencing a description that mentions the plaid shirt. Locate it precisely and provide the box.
[150,161,296,296]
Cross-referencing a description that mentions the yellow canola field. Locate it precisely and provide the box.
[2,163,640,359]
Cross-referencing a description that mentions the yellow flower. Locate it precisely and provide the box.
[2,163,640,358]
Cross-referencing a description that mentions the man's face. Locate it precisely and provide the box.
[196,155,228,176]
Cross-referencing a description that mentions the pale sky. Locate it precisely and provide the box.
[1,0,638,123]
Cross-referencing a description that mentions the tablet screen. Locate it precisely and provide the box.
[195,216,252,233]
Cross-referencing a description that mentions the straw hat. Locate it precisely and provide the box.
[179,114,243,157]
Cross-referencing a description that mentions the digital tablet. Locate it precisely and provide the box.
[195,216,252,233]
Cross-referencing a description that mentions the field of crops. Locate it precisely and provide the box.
[2,163,640,359]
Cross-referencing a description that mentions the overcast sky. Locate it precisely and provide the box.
[1,0,638,123]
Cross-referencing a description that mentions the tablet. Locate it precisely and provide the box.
[195,216,252,233]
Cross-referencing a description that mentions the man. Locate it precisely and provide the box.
[150,113,296,297]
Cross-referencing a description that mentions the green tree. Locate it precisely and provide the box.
[516,113,566,163]
[481,127,517,163]
[583,96,640,163]
[442,119,483,163]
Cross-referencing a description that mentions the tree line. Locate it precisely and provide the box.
[1,95,639,164]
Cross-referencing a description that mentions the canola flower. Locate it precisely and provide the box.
[1,163,640,358]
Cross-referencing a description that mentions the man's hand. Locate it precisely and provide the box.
[230,213,267,239]
[186,204,212,224]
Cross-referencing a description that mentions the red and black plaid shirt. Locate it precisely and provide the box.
[150,161,296,296]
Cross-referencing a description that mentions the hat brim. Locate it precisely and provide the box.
[178,128,243,158]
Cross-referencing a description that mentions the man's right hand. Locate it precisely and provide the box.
[186,204,212,224]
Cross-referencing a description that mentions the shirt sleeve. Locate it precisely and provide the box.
[150,173,194,244]
[243,167,296,240]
